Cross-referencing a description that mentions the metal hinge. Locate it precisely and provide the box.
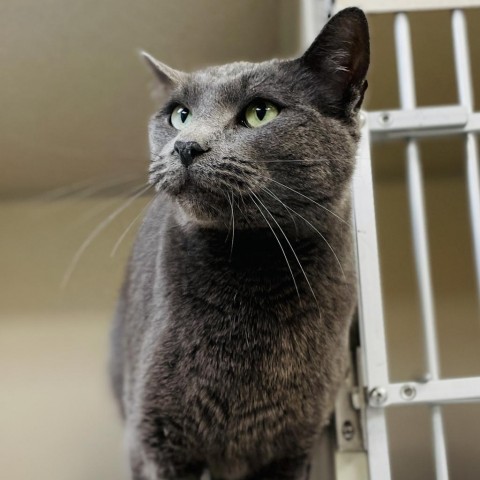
[334,349,367,452]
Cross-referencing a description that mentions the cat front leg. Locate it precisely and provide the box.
[127,424,205,480]
[129,450,204,480]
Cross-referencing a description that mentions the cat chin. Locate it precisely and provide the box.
[174,192,227,227]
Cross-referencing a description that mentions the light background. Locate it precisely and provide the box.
[1,1,480,479]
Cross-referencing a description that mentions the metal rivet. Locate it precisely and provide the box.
[369,387,388,407]
[400,384,417,401]
[378,111,392,126]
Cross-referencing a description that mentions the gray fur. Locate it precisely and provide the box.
[111,8,369,480]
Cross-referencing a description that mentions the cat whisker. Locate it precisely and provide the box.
[61,183,152,288]
[225,191,235,258]
[71,181,150,228]
[149,160,166,172]
[261,176,349,226]
[151,151,165,161]
[262,185,346,280]
[149,167,170,187]
[67,176,146,205]
[255,158,329,164]
[32,177,102,202]
[32,173,144,203]
[250,190,319,308]
[231,179,252,227]
[110,195,156,257]
[230,191,236,257]
[248,191,300,298]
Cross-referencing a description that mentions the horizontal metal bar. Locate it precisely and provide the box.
[368,376,480,407]
[369,106,467,132]
[336,0,480,13]
[367,106,480,140]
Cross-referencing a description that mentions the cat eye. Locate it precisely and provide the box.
[170,105,192,130]
[243,100,279,128]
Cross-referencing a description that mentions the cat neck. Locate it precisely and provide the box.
[166,209,351,278]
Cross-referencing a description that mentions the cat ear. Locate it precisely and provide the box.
[301,7,370,116]
[140,51,185,101]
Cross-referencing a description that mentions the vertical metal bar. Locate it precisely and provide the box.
[300,0,333,50]
[301,0,318,49]
[354,118,391,391]
[452,9,480,307]
[353,117,392,480]
[394,13,449,479]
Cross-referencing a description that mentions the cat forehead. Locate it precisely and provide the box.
[195,59,281,83]
[176,59,291,106]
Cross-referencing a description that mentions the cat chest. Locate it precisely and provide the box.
[154,313,328,420]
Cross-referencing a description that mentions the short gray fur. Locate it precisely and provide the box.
[110,8,370,480]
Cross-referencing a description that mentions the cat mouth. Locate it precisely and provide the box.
[160,166,214,197]
[158,168,230,222]
[170,169,203,196]
[151,164,234,224]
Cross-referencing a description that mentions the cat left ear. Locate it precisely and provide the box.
[140,51,185,94]
[301,7,370,116]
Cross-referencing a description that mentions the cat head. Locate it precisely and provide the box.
[144,7,369,230]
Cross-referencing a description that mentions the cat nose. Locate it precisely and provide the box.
[174,141,208,168]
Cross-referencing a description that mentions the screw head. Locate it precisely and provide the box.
[369,387,388,407]
[342,420,355,441]
[378,111,392,126]
[400,384,417,401]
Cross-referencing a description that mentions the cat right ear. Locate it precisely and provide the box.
[140,51,185,101]
[300,7,370,117]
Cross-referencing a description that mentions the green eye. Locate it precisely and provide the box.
[244,100,279,128]
[170,105,192,130]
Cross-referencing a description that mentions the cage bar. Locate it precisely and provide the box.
[376,376,480,407]
[451,9,480,306]
[353,117,392,480]
[300,0,332,50]
[368,107,480,139]
[394,12,449,479]
[336,0,480,14]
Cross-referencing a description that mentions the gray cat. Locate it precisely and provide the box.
[110,7,369,480]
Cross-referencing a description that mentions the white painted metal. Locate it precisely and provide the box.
[336,0,480,13]
[368,109,480,139]
[300,0,332,49]
[352,117,392,480]
[372,377,480,406]
[335,452,369,480]
[369,106,468,133]
[353,118,391,391]
[395,12,449,480]
[334,357,364,452]
[452,9,480,306]
[362,409,391,479]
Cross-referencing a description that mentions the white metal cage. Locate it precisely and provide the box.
[303,1,480,478]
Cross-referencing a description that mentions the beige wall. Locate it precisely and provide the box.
[0,0,299,197]
[1,2,480,479]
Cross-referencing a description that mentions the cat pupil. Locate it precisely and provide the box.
[255,102,267,121]
[180,108,189,123]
